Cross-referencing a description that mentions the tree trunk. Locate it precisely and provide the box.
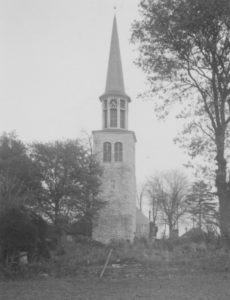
[215,131,230,247]
[168,219,174,239]
[219,194,230,247]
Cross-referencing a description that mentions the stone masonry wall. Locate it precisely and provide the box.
[92,130,136,243]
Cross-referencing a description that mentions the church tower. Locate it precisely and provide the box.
[92,16,136,243]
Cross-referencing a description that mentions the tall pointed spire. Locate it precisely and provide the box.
[105,16,126,96]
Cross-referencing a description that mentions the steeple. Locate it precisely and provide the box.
[101,16,130,101]
[105,16,125,95]
[100,15,131,130]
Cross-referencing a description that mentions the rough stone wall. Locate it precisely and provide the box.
[92,129,136,243]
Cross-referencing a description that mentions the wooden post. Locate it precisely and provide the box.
[99,248,113,279]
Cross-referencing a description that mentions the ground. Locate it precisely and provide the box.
[1,264,230,299]
[1,238,230,299]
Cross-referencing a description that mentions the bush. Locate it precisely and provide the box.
[0,207,49,266]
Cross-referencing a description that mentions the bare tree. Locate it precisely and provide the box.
[136,182,148,212]
[145,179,160,226]
[146,170,189,238]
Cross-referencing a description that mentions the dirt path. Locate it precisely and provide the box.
[1,272,230,300]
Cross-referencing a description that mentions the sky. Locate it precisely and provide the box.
[0,0,189,184]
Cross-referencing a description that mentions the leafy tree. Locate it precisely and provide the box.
[132,0,230,244]
[186,180,219,231]
[31,139,104,237]
[146,170,189,238]
[0,133,41,211]
[74,136,105,237]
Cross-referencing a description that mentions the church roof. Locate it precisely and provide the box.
[101,16,130,101]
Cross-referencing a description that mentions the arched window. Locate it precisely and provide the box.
[114,142,123,162]
[110,99,117,127]
[103,142,111,162]
[103,100,108,128]
[120,99,126,129]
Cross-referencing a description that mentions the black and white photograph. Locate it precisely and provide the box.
[1,0,230,299]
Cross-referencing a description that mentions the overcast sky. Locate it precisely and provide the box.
[0,0,189,183]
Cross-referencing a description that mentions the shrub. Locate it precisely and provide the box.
[0,207,49,266]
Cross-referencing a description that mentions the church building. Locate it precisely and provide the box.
[92,15,137,243]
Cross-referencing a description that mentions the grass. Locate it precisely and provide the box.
[1,237,230,299]
[1,236,230,279]
[1,272,230,300]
